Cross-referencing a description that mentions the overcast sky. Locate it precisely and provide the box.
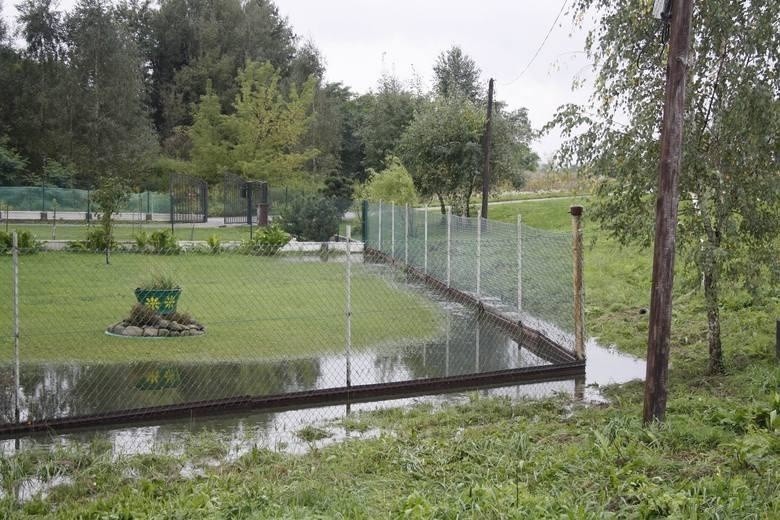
[2,0,596,160]
[276,0,595,160]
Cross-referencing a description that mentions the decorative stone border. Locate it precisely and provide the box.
[106,319,205,338]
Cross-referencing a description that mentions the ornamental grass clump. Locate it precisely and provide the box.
[139,272,180,291]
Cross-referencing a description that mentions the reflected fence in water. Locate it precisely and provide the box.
[0,201,585,444]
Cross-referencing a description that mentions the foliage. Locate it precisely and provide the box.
[126,302,160,327]
[150,0,297,135]
[92,175,129,254]
[550,0,780,373]
[68,226,117,252]
[189,61,318,185]
[320,174,354,214]
[358,74,419,172]
[133,229,180,254]
[280,196,341,242]
[491,107,540,189]
[399,96,484,215]
[133,230,149,251]
[206,234,222,254]
[0,139,27,184]
[239,224,291,255]
[0,230,40,253]
[148,229,180,254]
[433,45,482,102]
[65,0,159,185]
[356,157,418,206]
[138,272,180,290]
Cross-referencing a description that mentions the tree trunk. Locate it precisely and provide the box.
[703,268,724,374]
[437,193,446,214]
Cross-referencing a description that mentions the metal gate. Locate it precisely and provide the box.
[223,172,268,225]
[169,173,208,223]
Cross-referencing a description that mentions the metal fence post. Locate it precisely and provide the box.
[476,209,482,300]
[404,204,409,266]
[345,225,352,392]
[445,311,450,377]
[571,206,585,360]
[169,176,175,235]
[446,206,452,287]
[391,202,396,260]
[12,232,20,424]
[475,320,480,373]
[424,205,428,275]
[361,200,368,246]
[378,200,382,252]
[517,214,522,315]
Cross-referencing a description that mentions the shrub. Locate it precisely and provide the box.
[280,196,341,242]
[68,227,116,252]
[321,175,354,214]
[134,231,150,252]
[356,157,418,206]
[240,224,291,255]
[207,234,222,254]
[149,230,180,254]
[0,230,40,253]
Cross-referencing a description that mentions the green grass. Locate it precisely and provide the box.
[0,252,440,363]
[1,196,778,517]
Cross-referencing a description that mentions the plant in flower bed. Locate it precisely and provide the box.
[134,229,181,254]
[0,229,40,253]
[134,272,182,315]
[107,303,204,338]
[239,224,291,255]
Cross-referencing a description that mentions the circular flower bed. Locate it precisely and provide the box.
[106,303,205,338]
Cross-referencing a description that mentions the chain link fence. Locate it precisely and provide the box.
[364,201,578,355]
[0,201,583,453]
[0,186,172,220]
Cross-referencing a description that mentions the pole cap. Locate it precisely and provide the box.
[570,205,584,217]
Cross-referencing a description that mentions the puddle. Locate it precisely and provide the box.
[0,337,644,461]
[0,263,646,458]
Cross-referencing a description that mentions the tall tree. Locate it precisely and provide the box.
[398,96,484,215]
[150,0,296,136]
[551,0,780,373]
[433,46,482,102]
[14,0,67,174]
[359,74,418,172]
[0,139,28,185]
[65,0,157,185]
[189,61,317,185]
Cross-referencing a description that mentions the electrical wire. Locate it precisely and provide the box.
[498,0,569,86]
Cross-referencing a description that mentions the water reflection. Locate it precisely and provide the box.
[0,305,542,425]
[0,293,647,460]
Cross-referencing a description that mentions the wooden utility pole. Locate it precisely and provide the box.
[643,0,695,425]
[481,78,494,219]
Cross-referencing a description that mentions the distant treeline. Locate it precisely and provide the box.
[0,0,538,214]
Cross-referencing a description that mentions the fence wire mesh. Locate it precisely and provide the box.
[364,202,576,353]
[0,200,581,456]
[0,186,172,220]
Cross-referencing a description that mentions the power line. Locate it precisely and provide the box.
[499,0,569,86]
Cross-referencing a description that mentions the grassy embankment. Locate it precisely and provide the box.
[0,253,440,363]
[2,197,778,518]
